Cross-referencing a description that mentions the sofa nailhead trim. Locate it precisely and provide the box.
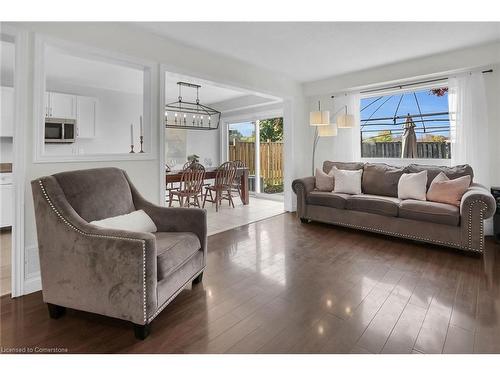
[38,180,148,323]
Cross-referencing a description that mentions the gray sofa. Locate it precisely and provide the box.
[292,161,496,254]
[31,167,207,339]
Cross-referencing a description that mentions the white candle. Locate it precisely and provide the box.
[130,123,134,145]
[140,116,143,136]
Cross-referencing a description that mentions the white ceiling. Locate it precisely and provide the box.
[136,22,500,82]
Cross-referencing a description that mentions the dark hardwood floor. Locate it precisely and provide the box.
[2,213,500,353]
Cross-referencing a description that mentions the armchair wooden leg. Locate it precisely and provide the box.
[133,323,151,340]
[192,272,203,285]
[47,303,66,319]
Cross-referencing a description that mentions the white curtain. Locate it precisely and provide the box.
[348,92,361,161]
[448,72,490,187]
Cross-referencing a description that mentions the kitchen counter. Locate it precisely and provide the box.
[0,163,12,173]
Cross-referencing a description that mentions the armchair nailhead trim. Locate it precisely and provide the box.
[38,180,148,323]
[306,198,487,253]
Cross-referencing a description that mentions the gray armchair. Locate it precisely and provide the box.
[31,167,207,339]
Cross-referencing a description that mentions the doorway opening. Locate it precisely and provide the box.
[1,35,15,297]
[228,117,284,202]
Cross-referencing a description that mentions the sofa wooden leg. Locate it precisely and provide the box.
[300,218,310,224]
[192,272,203,285]
[47,303,66,319]
[134,323,151,340]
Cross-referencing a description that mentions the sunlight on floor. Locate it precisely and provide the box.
[204,196,284,236]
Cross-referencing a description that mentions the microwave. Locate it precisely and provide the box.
[44,118,76,143]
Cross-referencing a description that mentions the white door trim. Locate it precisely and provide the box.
[2,25,28,297]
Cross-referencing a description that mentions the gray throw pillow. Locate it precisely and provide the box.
[315,168,334,191]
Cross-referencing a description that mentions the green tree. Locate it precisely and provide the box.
[229,129,243,143]
[259,117,283,142]
[370,130,394,142]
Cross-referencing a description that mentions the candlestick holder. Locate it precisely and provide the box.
[139,136,144,153]
[129,145,135,153]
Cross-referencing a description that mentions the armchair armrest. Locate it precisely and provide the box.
[292,176,315,218]
[459,183,496,252]
[126,173,207,260]
[31,177,158,325]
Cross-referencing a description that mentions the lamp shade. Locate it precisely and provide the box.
[318,123,338,137]
[309,110,330,126]
[337,114,354,128]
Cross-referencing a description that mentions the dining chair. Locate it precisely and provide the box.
[230,160,245,203]
[169,163,206,208]
[202,161,237,212]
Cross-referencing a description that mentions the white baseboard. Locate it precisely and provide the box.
[23,272,42,295]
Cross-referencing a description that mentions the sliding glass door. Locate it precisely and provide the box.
[227,118,283,198]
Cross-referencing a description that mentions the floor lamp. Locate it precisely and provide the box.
[310,101,330,174]
[312,122,338,174]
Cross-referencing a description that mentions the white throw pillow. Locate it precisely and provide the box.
[90,209,157,233]
[398,170,428,201]
[331,167,362,195]
[315,168,334,191]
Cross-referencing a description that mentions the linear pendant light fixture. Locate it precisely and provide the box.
[165,81,221,130]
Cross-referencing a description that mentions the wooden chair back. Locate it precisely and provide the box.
[231,160,245,184]
[180,163,205,194]
[215,161,237,189]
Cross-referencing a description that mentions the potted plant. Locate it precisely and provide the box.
[187,154,200,164]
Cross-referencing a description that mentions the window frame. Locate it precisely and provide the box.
[359,81,452,164]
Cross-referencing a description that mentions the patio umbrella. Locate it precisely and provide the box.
[401,115,417,158]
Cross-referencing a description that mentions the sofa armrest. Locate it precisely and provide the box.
[292,176,315,218]
[460,183,496,219]
[459,183,496,252]
[31,177,158,325]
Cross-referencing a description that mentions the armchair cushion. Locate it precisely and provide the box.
[155,232,201,281]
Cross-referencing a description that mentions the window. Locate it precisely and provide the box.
[360,86,451,159]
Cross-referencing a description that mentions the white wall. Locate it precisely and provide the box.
[0,138,13,162]
[5,22,306,295]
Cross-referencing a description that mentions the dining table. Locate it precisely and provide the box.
[166,166,250,205]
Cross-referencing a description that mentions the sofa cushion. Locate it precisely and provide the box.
[362,163,406,197]
[346,194,401,217]
[307,191,350,209]
[399,199,460,226]
[331,167,362,194]
[155,232,201,281]
[323,161,364,174]
[406,163,473,190]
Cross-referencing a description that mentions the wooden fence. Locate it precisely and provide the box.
[361,141,451,159]
[229,140,284,186]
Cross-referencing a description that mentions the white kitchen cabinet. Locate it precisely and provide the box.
[76,96,97,138]
[45,92,76,119]
[1,86,14,137]
[0,173,13,228]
